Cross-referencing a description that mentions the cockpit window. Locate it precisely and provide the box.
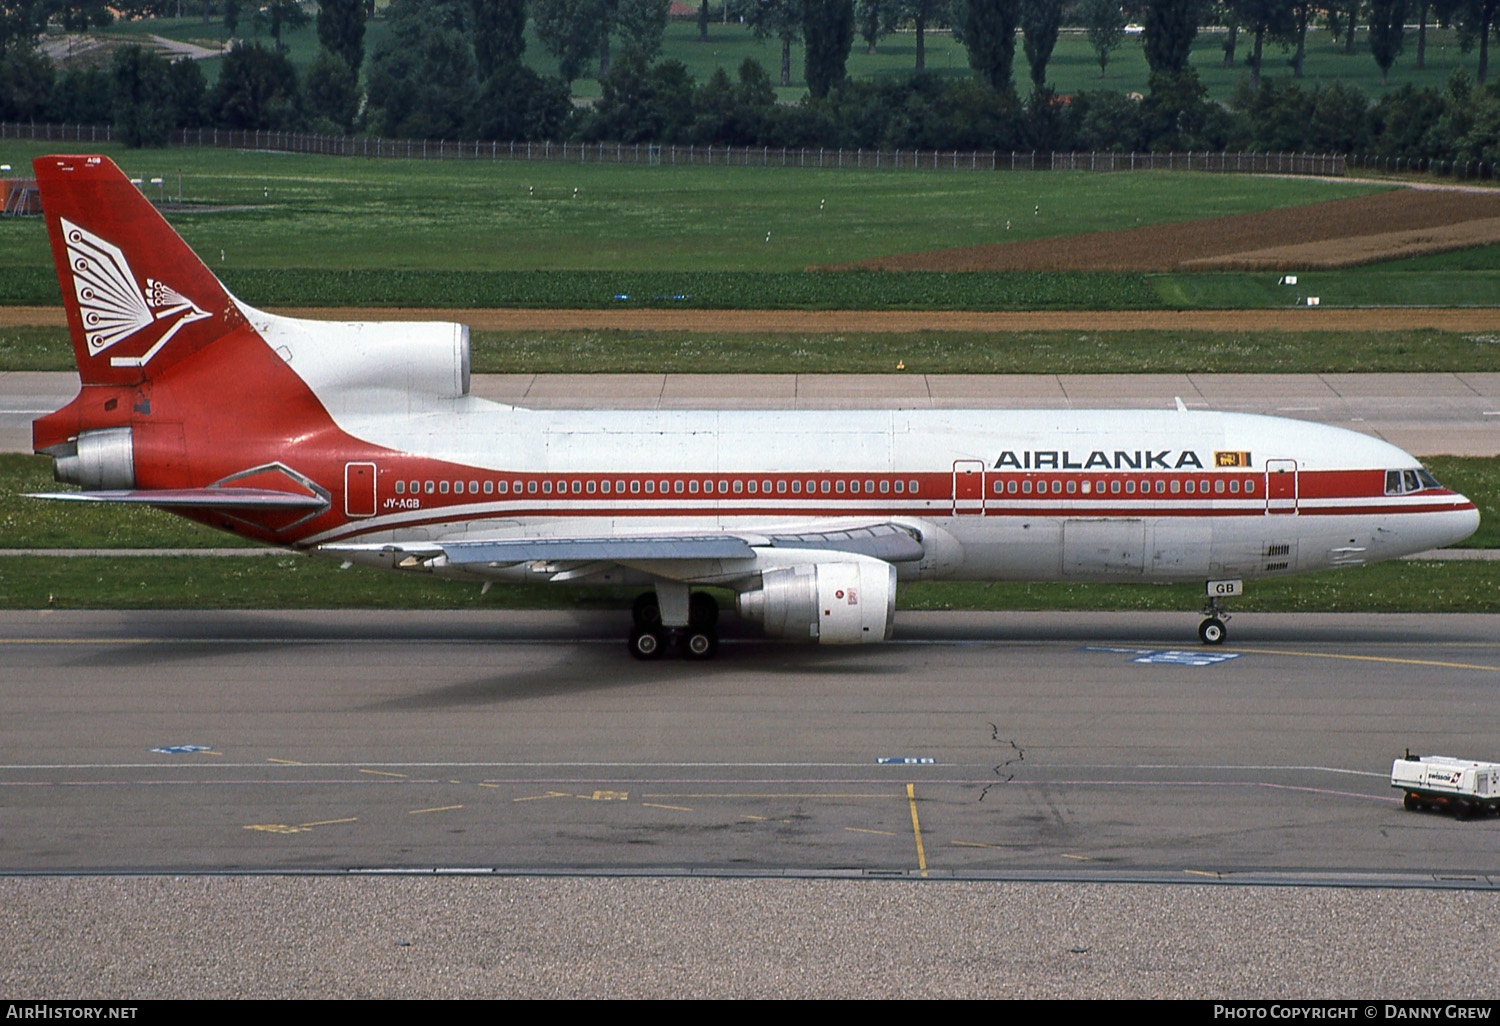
[1386,468,1444,495]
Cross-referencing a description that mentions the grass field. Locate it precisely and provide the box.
[100,14,1496,107]
[9,326,1500,374]
[0,142,1392,275]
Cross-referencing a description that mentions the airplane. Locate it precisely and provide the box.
[27,154,1481,659]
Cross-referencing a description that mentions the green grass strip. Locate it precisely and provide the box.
[7,326,1500,374]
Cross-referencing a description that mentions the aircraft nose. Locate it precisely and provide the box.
[1442,497,1481,548]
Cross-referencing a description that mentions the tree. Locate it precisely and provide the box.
[741,0,804,86]
[1368,0,1407,84]
[534,0,608,83]
[112,45,175,147]
[1459,0,1500,84]
[1,0,52,55]
[211,42,303,130]
[804,0,855,97]
[856,0,886,52]
[316,0,365,72]
[1285,0,1311,77]
[1020,0,1061,88]
[963,0,1019,92]
[892,0,953,73]
[366,22,478,136]
[1081,0,1125,77]
[472,0,528,77]
[305,48,359,130]
[1142,0,1200,74]
[261,0,310,53]
[473,62,573,140]
[1228,0,1295,92]
[617,0,671,61]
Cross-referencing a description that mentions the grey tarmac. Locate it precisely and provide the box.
[3,610,1499,996]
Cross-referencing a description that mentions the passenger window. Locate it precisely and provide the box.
[631,481,641,494]
[470,480,479,493]
[1155,480,1166,494]
[1066,480,1077,494]
[1244,480,1254,494]
[792,481,801,494]
[764,480,774,493]
[527,481,536,494]
[497,481,507,494]
[1022,480,1032,494]
[719,480,728,493]
[674,481,685,494]
[1184,480,1195,494]
[865,480,874,492]
[835,481,845,494]
[894,480,904,494]
[587,481,596,494]
[909,480,919,493]
[733,480,743,494]
[644,481,653,494]
[395,480,405,494]
[440,481,450,494]
[1110,480,1120,494]
[1170,480,1181,494]
[542,481,552,494]
[425,481,435,494]
[689,480,699,494]
[615,479,625,492]
[1214,480,1224,494]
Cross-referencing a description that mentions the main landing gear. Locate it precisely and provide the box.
[629,590,720,661]
[1198,596,1230,646]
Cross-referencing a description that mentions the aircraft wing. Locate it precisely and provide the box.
[319,522,925,566]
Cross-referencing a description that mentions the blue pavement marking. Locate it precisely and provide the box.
[877,757,936,765]
[1081,646,1242,667]
[148,744,215,754]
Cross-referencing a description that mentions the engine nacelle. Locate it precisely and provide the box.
[736,559,897,644]
[52,427,134,489]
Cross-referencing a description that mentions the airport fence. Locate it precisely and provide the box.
[1,121,1362,177]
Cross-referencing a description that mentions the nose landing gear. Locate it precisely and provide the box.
[1198,596,1230,645]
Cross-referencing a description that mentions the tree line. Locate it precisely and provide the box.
[5,0,1500,165]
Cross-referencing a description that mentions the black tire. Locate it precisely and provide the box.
[1403,792,1419,812]
[1198,617,1226,645]
[632,593,662,628]
[629,627,665,660]
[681,628,718,661]
[689,591,719,628]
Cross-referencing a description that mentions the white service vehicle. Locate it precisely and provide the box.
[1391,751,1500,819]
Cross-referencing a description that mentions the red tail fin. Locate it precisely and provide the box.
[34,155,244,388]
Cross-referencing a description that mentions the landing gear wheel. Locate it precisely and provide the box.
[628,627,665,660]
[681,627,718,661]
[1198,617,1226,645]
[632,592,662,628]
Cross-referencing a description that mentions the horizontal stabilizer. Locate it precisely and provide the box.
[29,488,329,509]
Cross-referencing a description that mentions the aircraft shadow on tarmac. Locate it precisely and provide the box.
[368,641,908,710]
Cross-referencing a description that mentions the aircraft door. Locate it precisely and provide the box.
[952,460,985,516]
[345,461,377,518]
[1265,459,1297,515]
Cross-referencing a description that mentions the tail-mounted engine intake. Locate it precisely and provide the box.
[51,427,135,489]
[736,558,897,644]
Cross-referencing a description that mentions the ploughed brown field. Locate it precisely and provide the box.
[830,187,1500,272]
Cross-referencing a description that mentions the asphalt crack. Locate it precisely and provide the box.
[978,722,1024,802]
